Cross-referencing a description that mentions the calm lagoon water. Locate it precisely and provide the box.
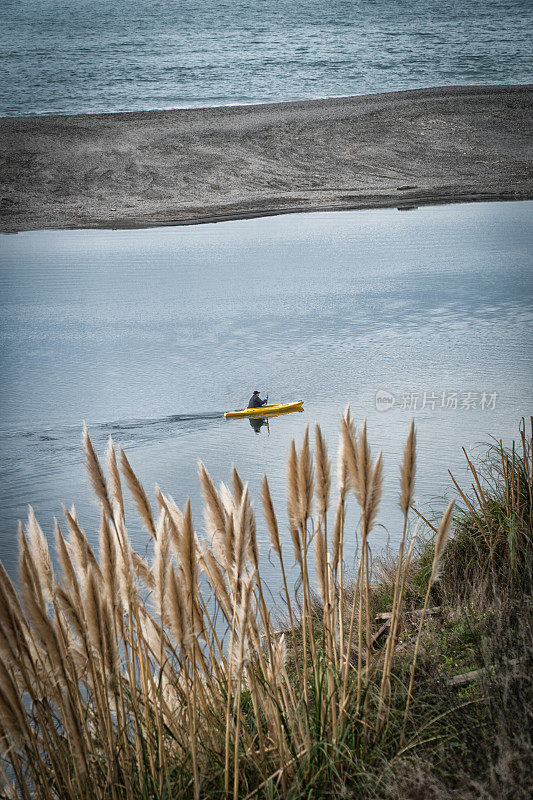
[0,201,532,596]
[1,0,532,116]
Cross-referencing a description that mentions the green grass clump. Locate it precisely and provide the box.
[439,419,532,603]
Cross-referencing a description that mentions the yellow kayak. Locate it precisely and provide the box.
[224,400,304,419]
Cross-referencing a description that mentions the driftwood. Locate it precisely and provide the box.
[447,658,519,687]
[370,619,391,646]
[375,607,440,622]
[447,667,487,686]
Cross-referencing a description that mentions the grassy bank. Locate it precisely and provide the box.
[0,415,530,799]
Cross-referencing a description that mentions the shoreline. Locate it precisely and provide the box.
[1,84,532,233]
[4,193,527,236]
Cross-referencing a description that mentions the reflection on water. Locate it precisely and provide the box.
[249,417,269,434]
[0,202,531,597]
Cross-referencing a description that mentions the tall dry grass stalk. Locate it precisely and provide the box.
[378,419,416,726]
[0,412,463,800]
[401,498,455,740]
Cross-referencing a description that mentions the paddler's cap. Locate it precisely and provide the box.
[253,390,260,395]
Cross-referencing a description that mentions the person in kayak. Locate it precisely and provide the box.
[248,390,267,409]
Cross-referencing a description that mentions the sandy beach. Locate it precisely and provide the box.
[1,84,532,233]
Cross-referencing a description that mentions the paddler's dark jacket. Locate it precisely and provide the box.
[248,395,267,408]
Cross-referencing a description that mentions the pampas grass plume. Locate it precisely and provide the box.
[400,420,416,516]
[315,423,331,517]
[430,499,455,583]
[119,448,157,538]
[83,425,113,520]
[262,475,281,557]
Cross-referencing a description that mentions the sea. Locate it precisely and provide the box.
[1,0,532,117]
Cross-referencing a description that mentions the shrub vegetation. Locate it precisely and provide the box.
[0,414,530,799]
